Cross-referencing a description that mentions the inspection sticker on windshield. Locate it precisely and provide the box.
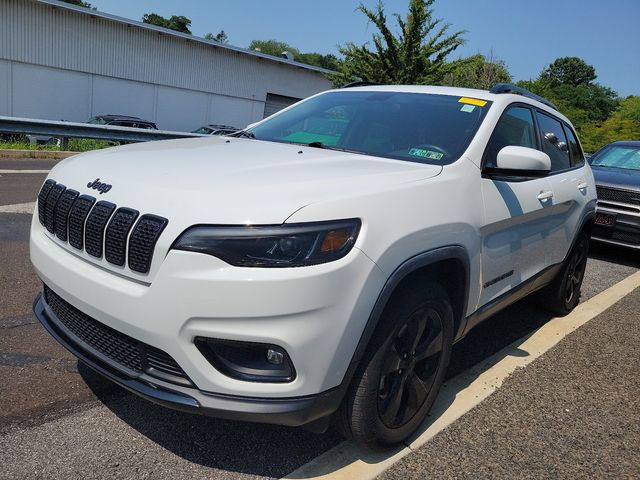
[460,104,476,113]
[408,148,444,160]
[458,97,487,107]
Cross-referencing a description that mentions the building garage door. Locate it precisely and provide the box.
[263,93,301,118]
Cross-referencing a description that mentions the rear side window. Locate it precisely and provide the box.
[484,106,537,168]
[563,125,584,166]
[536,112,571,171]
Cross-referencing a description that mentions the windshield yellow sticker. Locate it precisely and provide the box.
[409,148,444,160]
[458,97,487,107]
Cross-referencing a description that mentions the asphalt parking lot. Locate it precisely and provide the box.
[0,157,638,479]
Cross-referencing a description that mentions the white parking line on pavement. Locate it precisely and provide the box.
[0,169,50,174]
[284,269,640,480]
[0,202,36,214]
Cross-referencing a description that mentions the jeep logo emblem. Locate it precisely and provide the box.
[87,178,112,195]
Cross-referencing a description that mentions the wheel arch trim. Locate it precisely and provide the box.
[345,245,471,381]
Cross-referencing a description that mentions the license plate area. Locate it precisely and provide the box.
[595,212,616,227]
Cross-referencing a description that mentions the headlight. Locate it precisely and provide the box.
[171,219,361,267]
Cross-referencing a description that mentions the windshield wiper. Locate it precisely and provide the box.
[230,130,255,139]
[305,142,363,155]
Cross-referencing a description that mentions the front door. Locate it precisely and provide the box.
[478,105,556,307]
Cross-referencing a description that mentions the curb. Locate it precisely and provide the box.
[0,149,76,160]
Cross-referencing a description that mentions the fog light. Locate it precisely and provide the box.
[194,337,295,383]
[266,348,284,365]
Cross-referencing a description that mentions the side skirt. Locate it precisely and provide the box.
[462,262,562,336]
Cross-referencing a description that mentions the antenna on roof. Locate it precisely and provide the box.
[490,83,558,111]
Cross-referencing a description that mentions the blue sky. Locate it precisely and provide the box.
[89,0,639,96]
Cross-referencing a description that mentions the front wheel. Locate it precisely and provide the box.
[335,281,454,450]
[540,231,589,316]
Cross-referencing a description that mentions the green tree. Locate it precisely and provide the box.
[142,13,192,34]
[541,57,596,87]
[59,0,93,8]
[517,58,618,126]
[249,40,340,70]
[329,0,465,86]
[441,54,511,89]
[579,96,640,152]
[204,30,228,43]
[249,39,300,57]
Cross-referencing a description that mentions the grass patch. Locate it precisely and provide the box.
[67,138,111,152]
[0,138,111,152]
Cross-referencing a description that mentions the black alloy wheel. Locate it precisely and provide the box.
[540,230,590,316]
[378,306,444,428]
[335,280,454,450]
[563,234,588,306]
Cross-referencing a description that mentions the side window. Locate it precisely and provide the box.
[535,112,571,171]
[484,106,537,168]
[563,124,584,167]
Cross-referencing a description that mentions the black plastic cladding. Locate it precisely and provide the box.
[84,201,116,258]
[43,285,191,385]
[37,181,167,274]
[128,215,168,273]
[105,208,139,266]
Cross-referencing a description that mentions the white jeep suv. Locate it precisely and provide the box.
[31,84,596,449]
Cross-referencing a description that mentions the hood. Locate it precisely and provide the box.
[43,136,441,282]
[592,165,640,192]
[50,136,442,225]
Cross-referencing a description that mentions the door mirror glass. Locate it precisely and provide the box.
[496,145,551,172]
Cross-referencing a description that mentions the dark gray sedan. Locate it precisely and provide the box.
[589,140,640,249]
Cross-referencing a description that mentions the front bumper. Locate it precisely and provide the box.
[34,293,345,427]
[30,214,387,399]
[592,203,640,249]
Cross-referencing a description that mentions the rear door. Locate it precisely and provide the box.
[534,111,588,265]
[479,105,555,306]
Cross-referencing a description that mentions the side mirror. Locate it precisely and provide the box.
[495,146,551,174]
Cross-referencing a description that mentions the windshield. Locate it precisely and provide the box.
[590,145,640,171]
[249,91,491,165]
[87,117,106,125]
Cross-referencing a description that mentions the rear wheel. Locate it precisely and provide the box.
[336,281,454,450]
[540,231,589,316]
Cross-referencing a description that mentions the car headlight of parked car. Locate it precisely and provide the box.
[172,219,361,267]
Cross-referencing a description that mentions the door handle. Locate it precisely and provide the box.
[577,182,588,190]
[537,190,554,201]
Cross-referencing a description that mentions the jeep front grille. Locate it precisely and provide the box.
[43,285,192,387]
[37,180,167,274]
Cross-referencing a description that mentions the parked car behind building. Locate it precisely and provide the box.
[87,115,157,130]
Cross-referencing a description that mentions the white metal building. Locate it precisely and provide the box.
[0,0,333,131]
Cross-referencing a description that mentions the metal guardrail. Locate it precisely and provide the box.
[0,115,206,145]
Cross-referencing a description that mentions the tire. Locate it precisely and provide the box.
[335,280,454,450]
[539,231,589,316]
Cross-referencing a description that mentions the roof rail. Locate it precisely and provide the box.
[341,81,382,89]
[489,83,558,111]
